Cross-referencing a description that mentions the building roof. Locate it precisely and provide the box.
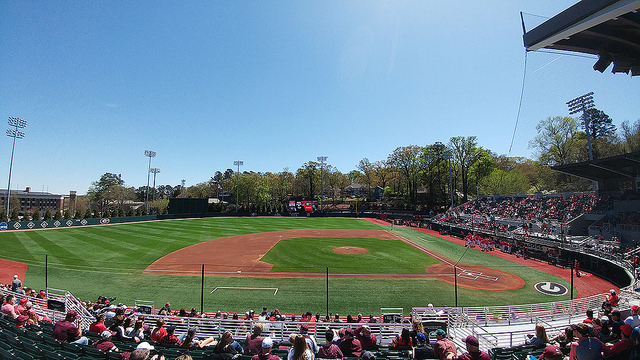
[552,151,640,190]
[523,0,640,75]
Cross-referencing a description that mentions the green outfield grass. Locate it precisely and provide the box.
[0,217,574,314]
[261,237,440,273]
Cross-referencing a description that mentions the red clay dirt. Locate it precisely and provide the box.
[143,228,523,290]
[365,218,619,298]
[333,246,368,254]
[0,258,28,288]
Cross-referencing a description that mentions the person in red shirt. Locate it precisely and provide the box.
[160,325,181,346]
[252,337,282,360]
[452,336,490,360]
[52,310,89,345]
[150,318,167,343]
[355,325,377,349]
[607,324,633,355]
[94,330,119,352]
[89,313,108,334]
[244,323,265,355]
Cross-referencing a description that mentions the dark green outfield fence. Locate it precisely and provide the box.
[0,215,158,231]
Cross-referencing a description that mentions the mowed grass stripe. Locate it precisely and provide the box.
[261,237,440,273]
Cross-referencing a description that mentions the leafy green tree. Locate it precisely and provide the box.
[620,119,640,153]
[63,209,70,219]
[136,207,143,216]
[529,116,583,166]
[387,145,422,203]
[43,209,52,221]
[0,209,7,222]
[84,208,92,219]
[448,136,480,202]
[10,209,19,221]
[53,210,62,220]
[103,208,111,218]
[357,158,375,198]
[480,168,530,195]
[295,162,319,198]
[32,208,41,221]
[127,208,134,217]
[74,210,82,219]
[87,172,125,211]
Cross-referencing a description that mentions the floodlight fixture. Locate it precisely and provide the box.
[6,117,28,217]
[234,160,243,214]
[144,150,157,209]
[567,92,596,161]
[317,156,327,213]
[150,168,161,203]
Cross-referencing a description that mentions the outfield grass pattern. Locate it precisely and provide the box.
[0,217,574,314]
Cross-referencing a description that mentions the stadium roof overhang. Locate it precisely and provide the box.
[552,151,640,185]
[523,0,640,76]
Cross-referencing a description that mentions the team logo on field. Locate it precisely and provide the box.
[534,282,568,296]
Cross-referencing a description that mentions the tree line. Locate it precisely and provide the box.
[78,109,638,215]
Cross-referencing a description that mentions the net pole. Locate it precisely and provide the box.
[201,264,205,314]
[326,266,329,317]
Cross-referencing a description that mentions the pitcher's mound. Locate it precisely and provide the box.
[333,246,368,254]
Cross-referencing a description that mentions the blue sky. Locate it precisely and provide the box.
[1,1,638,195]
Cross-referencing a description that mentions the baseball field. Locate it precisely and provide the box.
[0,216,606,315]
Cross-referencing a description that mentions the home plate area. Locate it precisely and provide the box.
[457,269,498,282]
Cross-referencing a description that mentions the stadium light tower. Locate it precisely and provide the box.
[567,92,595,161]
[443,149,454,209]
[234,160,243,214]
[150,168,160,202]
[6,117,27,217]
[317,156,327,213]
[144,150,156,210]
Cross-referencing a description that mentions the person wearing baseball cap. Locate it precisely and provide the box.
[52,309,89,345]
[414,332,434,360]
[570,323,611,360]
[538,345,563,360]
[252,337,281,360]
[606,324,633,356]
[433,329,456,360]
[450,336,490,360]
[624,305,640,328]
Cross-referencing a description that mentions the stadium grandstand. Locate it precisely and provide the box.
[1,1,640,359]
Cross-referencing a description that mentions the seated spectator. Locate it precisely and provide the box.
[390,328,413,349]
[433,329,456,360]
[413,332,434,360]
[525,325,549,348]
[338,328,362,357]
[214,330,243,355]
[94,330,119,352]
[15,314,28,328]
[90,313,108,334]
[539,345,563,360]
[289,334,314,360]
[583,310,595,324]
[624,305,640,328]
[181,327,216,349]
[606,324,633,355]
[253,337,282,360]
[300,323,319,354]
[318,329,343,360]
[26,309,40,327]
[569,323,611,360]
[451,336,489,360]
[14,297,27,315]
[52,310,89,345]
[127,319,146,340]
[150,318,167,343]
[245,323,265,355]
[1,294,18,318]
[410,320,426,345]
[111,317,140,343]
[355,324,377,349]
[160,325,181,346]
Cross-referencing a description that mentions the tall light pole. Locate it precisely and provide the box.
[443,149,454,209]
[150,168,160,202]
[144,150,156,210]
[234,160,243,214]
[567,92,595,161]
[6,117,27,217]
[317,156,327,213]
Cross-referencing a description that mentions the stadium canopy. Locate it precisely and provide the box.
[552,151,640,191]
[523,0,640,76]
